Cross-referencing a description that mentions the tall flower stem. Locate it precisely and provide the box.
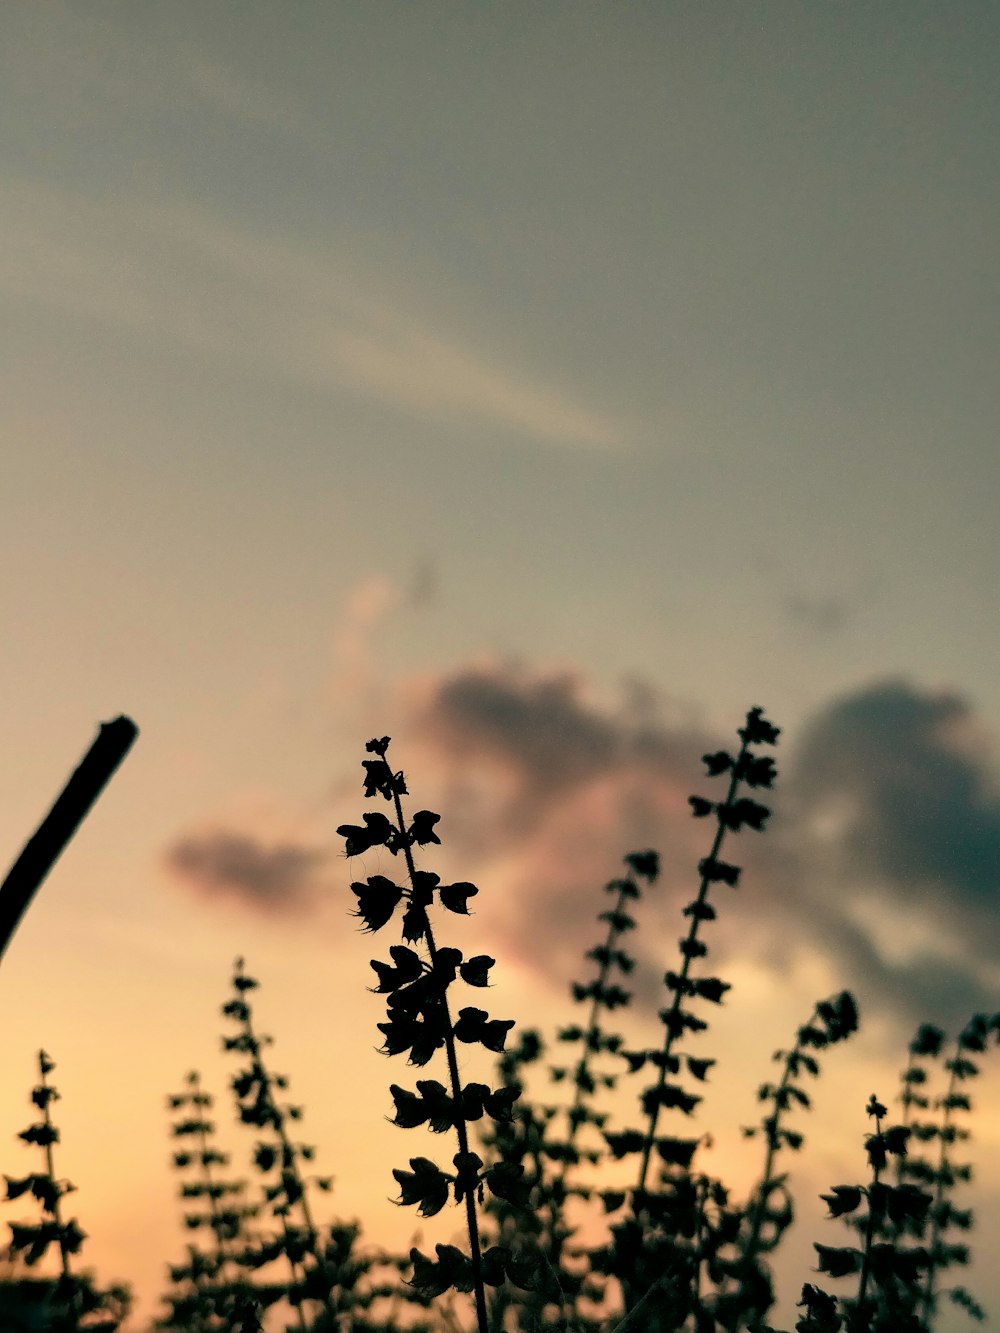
[387,776,490,1333]
[36,1052,70,1282]
[635,754,744,1196]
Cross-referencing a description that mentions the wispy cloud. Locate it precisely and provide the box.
[330,572,404,709]
[0,181,622,448]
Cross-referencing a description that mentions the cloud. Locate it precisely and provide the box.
[330,573,403,707]
[329,565,438,716]
[328,323,621,448]
[166,829,328,915]
[164,657,1000,1037]
[402,666,1000,1033]
[775,677,1000,1027]
[0,183,622,448]
[790,678,1000,909]
[398,662,725,987]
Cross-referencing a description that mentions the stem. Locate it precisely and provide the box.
[0,717,137,966]
[608,1272,680,1333]
[237,996,315,1333]
[731,1001,822,1328]
[917,1038,962,1327]
[636,743,747,1196]
[854,1109,885,1333]
[37,1053,70,1281]
[549,876,634,1314]
[555,878,631,1201]
[189,1072,232,1284]
[389,777,490,1333]
[692,1176,707,1323]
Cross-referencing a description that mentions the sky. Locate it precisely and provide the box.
[1,3,999,1329]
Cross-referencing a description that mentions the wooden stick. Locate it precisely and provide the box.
[0,715,138,965]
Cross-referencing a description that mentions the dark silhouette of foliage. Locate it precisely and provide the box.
[9,702,1000,1333]
[2,1050,131,1332]
[338,736,527,1333]
[158,1069,264,1332]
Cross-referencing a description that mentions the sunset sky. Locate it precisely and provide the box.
[2,5,1000,1330]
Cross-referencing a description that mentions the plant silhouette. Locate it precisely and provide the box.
[5,705,999,1333]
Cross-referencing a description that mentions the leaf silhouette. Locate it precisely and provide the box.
[338,812,395,857]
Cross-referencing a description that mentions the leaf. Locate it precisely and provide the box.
[453,1007,514,1052]
[408,1243,475,1296]
[698,856,741,887]
[641,1082,701,1116]
[362,758,401,800]
[414,1080,455,1133]
[821,1186,862,1218]
[392,1158,451,1217]
[692,977,731,1004]
[29,1176,62,1213]
[60,1218,86,1255]
[882,1124,910,1156]
[408,1246,454,1298]
[460,955,495,987]
[439,882,479,914]
[655,1137,699,1168]
[18,1124,57,1147]
[605,877,640,899]
[688,796,714,817]
[452,1150,483,1205]
[738,754,778,788]
[739,707,780,745]
[401,901,427,944]
[482,1085,520,1122]
[4,1175,34,1202]
[624,850,659,881]
[408,810,441,846]
[702,751,732,776]
[884,1183,932,1226]
[350,875,405,933]
[814,1243,860,1278]
[599,908,636,931]
[337,812,395,857]
[603,1130,645,1159]
[458,1082,487,1121]
[717,797,771,832]
[484,1162,528,1206]
[388,1084,431,1130]
[911,1023,945,1057]
[370,945,423,992]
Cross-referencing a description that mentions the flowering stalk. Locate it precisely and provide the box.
[337,736,527,1333]
[721,990,859,1330]
[915,1012,999,1328]
[538,852,660,1329]
[804,1094,931,1333]
[160,1069,261,1332]
[222,958,336,1330]
[4,1049,130,1331]
[634,706,780,1196]
[551,852,659,1203]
